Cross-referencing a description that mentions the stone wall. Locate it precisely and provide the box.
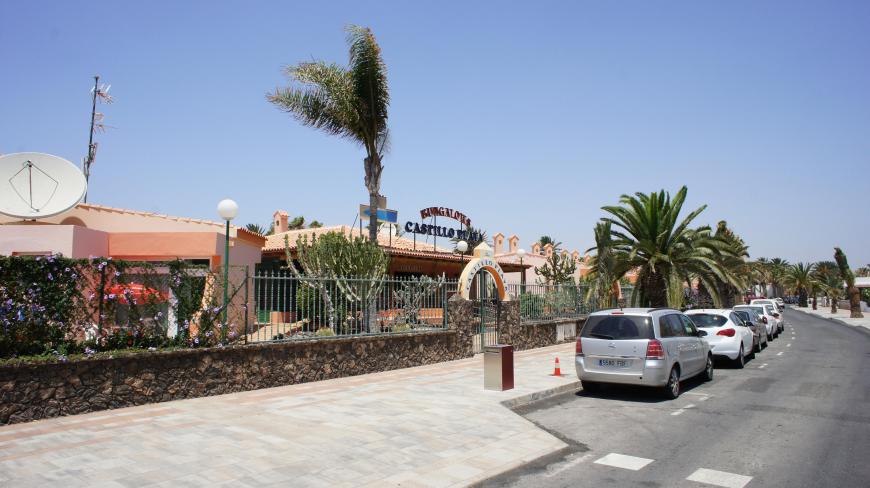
[0,327,470,425]
[0,296,582,425]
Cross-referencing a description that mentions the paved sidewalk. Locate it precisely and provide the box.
[790,305,870,331]
[0,343,579,487]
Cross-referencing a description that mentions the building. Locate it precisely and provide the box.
[0,203,264,269]
[261,212,525,278]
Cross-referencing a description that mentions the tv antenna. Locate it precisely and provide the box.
[0,153,87,219]
[83,75,114,202]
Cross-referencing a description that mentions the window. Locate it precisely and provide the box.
[660,314,686,337]
[581,315,653,340]
[687,313,727,328]
[734,310,753,324]
[680,315,698,335]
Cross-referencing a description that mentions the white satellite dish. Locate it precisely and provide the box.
[0,152,87,219]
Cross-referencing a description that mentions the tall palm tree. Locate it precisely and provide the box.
[600,186,738,308]
[784,262,815,307]
[269,25,389,243]
[834,247,864,318]
[711,221,750,307]
[585,221,632,309]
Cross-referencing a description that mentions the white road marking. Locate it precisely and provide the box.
[787,343,792,348]
[593,453,654,471]
[685,392,711,401]
[777,351,783,356]
[687,467,753,488]
[759,363,768,369]
[671,403,696,416]
[546,452,593,477]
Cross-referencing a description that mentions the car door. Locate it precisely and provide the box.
[679,314,705,374]
[657,313,680,366]
[730,313,753,355]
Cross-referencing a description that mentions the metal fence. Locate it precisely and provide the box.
[249,273,457,342]
[507,283,636,323]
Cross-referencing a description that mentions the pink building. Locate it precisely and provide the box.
[0,203,264,269]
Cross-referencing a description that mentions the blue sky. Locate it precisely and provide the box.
[2,1,869,265]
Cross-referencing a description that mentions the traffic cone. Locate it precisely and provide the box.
[552,357,562,376]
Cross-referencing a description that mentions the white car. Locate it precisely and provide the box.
[775,297,785,309]
[750,299,785,333]
[685,309,755,368]
[734,305,776,341]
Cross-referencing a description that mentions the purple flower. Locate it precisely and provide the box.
[114,271,121,277]
[47,272,54,281]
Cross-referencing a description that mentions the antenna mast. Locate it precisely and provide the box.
[83,75,113,203]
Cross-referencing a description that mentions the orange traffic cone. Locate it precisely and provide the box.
[552,357,562,376]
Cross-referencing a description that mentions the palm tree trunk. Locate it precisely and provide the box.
[809,291,815,309]
[641,269,668,308]
[831,297,837,313]
[368,191,379,243]
[848,285,864,318]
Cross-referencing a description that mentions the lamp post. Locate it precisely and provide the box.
[517,248,527,293]
[456,240,468,297]
[217,198,238,342]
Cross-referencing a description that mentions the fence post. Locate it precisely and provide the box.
[244,265,249,344]
[97,264,106,338]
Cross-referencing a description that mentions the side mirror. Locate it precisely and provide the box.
[697,330,708,337]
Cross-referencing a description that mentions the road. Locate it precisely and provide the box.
[477,309,870,488]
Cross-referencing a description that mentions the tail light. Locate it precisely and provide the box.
[646,339,665,359]
[773,313,780,318]
[762,316,768,324]
[717,328,736,337]
[575,338,583,356]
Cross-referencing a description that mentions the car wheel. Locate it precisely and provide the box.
[663,367,680,399]
[754,341,762,354]
[702,355,714,382]
[767,333,774,342]
[581,381,600,393]
[734,346,745,369]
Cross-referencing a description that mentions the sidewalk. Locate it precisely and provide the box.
[790,305,870,331]
[0,343,579,488]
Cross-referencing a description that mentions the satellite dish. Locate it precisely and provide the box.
[0,152,87,219]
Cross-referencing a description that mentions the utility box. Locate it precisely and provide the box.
[484,344,514,391]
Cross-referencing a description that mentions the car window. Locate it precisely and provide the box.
[679,315,698,335]
[765,305,776,314]
[581,315,653,340]
[686,313,727,327]
[730,312,747,326]
[734,310,753,324]
[660,314,685,337]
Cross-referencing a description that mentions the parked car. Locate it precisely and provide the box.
[734,305,776,341]
[685,309,754,368]
[751,299,786,333]
[733,308,768,352]
[575,308,713,399]
[775,297,785,309]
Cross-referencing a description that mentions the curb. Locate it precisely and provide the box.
[500,380,582,410]
[788,307,870,338]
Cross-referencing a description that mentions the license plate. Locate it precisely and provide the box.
[598,359,631,367]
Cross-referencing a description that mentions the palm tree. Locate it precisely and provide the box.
[269,25,389,243]
[834,247,864,318]
[585,221,632,308]
[451,226,487,256]
[711,221,750,307]
[245,223,267,235]
[768,257,789,297]
[600,186,738,308]
[813,261,841,313]
[784,262,815,307]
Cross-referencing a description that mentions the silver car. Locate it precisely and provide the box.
[575,308,714,399]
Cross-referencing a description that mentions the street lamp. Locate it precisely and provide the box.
[517,248,527,292]
[217,198,238,342]
[456,240,468,268]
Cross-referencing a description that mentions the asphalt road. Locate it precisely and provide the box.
[478,308,870,488]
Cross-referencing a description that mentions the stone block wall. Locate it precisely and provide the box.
[0,296,583,425]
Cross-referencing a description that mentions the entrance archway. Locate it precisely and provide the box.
[458,243,508,301]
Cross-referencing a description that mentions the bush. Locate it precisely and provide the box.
[315,328,336,337]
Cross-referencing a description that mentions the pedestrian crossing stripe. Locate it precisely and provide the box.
[687,467,752,488]
[593,453,653,471]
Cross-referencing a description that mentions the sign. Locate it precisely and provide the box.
[458,243,507,300]
[359,205,398,224]
[419,206,470,226]
[403,221,482,242]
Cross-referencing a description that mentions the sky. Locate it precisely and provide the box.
[2,1,869,265]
